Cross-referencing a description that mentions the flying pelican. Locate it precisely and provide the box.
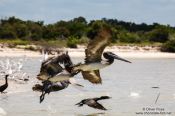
[72,24,131,84]
[33,79,83,103]
[35,52,82,102]
[0,75,9,93]
[37,52,80,83]
[75,96,111,110]
[40,80,70,103]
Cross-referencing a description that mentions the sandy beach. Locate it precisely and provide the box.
[0,46,175,58]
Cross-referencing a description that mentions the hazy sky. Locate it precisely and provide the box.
[0,0,175,26]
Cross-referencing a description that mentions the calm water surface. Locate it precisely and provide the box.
[0,57,175,116]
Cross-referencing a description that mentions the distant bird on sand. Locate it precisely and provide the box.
[0,75,9,93]
[72,24,131,84]
[75,96,111,110]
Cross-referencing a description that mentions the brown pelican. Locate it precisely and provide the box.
[33,79,83,103]
[72,24,131,84]
[37,52,80,82]
[0,75,9,93]
[34,52,82,103]
[75,96,111,110]
[40,80,71,103]
[32,80,71,103]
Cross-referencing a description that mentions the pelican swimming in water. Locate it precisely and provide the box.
[72,24,131,84]
[75,96,111,110]
[0,75,9,93]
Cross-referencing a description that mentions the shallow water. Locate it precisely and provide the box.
[0,57,175,116]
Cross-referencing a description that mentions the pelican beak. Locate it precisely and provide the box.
[113,55,131,63]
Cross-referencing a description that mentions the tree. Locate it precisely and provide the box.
[26,21,43,40]
[54,21,70,39]
[118,31,141,43]
[147,25,170,43]
[161,39,175,52]
[0,23,16,39]
[14,23,29,38]
[68,17,88,38]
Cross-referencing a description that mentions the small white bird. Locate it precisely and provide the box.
[7,65,13,75]
[0,58,28,82]
[17,62,23,72]
[40,50,49,62]
[44,52,48,61]
[5,59,10,70]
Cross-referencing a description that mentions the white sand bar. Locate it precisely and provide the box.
[0,47,175,58]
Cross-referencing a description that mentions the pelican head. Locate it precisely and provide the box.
[100,96,112,99]
[103,52,131,64]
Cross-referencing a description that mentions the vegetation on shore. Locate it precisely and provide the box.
[0,16,175,52]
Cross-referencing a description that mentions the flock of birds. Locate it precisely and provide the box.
[0,57,29,93]
[0,57,29,82]
[0,25,132,110]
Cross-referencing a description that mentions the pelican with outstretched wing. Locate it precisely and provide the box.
[34,52,82,103]
[75,96,111,110]
[73,24,131,84]
[37,52,80,82]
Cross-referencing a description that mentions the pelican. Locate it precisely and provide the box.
[37,52,80,83]
[0,75,9,93]
[33,79,83,103]
[75,96,111,110]
[35,52,82,103]
[72,24,131,84]
[40,80,70,103]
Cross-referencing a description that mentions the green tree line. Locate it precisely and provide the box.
[0,16,175,52]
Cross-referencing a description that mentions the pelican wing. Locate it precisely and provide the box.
[42,52,73,68]
[32,82,68,92]
[37,52,73,80]
[82,70,102,84]
[88,101,107,110]
[85,27,112,63]
[93,96,111,101]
